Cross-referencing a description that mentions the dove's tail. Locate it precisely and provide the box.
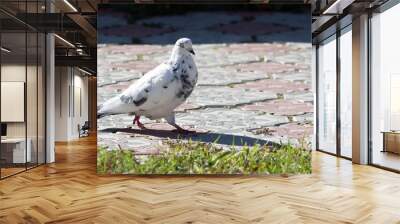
[97,103,119,119]
[97,96,129,119]
[97,104,107,119]
[97,112,106,119]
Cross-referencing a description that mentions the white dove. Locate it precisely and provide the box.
[98,38,198,133]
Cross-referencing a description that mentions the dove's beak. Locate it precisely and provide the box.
[189,49,195,55]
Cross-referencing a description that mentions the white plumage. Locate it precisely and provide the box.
[98,38,198,132]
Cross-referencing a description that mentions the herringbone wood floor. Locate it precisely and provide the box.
[1,135,400,224]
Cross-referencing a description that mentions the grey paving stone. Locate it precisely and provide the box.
[98,42,312,153]
[185,86,277,108]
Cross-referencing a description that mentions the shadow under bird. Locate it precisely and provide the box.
[98,38,198,133]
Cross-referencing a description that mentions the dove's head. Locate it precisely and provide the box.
[175,38,195,55]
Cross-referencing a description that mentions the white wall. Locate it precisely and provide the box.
[55,66,69,141]
[1,63,46,164]
[1,65,31,138]
[71,72,89,138]
[1,65,26,134]
[55,67,89,141]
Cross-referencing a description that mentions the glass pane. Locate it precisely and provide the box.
[371,4,400,171]
[27,31,38,169]
[1,30,27,177]
[318,37,337,154]
[340,29,352,158]
[38,32,45,165]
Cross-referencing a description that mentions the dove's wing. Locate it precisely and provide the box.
[98,62,178,116]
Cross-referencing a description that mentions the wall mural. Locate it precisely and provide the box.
[97,4,313,175]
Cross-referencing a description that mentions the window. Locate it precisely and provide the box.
[339,27,352,158]
[370,3,400,171]
[317,36,337,154]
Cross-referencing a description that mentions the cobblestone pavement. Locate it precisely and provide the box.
[98,10,312,154]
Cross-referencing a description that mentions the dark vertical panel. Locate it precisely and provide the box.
[60,68,62,117]
[72,68,75,118]
[336,29,341,157]
[69,78,71,118]
[315,45,319,151]
[367,12,373,165]
[80,88,82,117]
[25,0,28,171]
[44,2,47,164]
[37,0,39,167]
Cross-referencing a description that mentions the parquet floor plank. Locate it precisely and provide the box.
[0,135,399,223]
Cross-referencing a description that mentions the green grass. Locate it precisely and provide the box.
[97,140,311,175]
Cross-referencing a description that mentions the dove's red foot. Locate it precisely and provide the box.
[133,115,146,129]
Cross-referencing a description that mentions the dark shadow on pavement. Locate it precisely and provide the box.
[100,127,279,147]
[98,5,311,45]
